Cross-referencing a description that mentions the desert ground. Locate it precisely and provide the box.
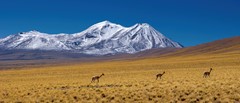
[0,50,240,103]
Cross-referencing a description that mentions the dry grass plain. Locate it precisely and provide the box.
[0,51,240,103]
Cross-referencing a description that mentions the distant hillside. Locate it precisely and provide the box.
[0,36,239,69]
[164,36,240,56]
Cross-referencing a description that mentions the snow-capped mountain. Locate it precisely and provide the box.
[0,21,183,55]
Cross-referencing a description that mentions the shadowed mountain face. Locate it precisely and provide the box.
[0,48,180,69]
[0,49,93,60]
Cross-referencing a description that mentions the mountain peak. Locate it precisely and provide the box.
[131,23,151,28]
[16,31,53,39]
[94,20,117,27]
[100,20,111,24]
[18,30,43,35]
[83,21,125,33]
[141,23,151,27]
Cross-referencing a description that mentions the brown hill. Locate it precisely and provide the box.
[164,36,240,57]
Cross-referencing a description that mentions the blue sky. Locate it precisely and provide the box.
[0,0,239,47]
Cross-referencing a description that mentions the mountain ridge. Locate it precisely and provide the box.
[0,21,182,55]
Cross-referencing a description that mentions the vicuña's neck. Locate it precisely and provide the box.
[99,74,103,77]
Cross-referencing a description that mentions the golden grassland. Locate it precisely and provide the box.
[0,52,240,103]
